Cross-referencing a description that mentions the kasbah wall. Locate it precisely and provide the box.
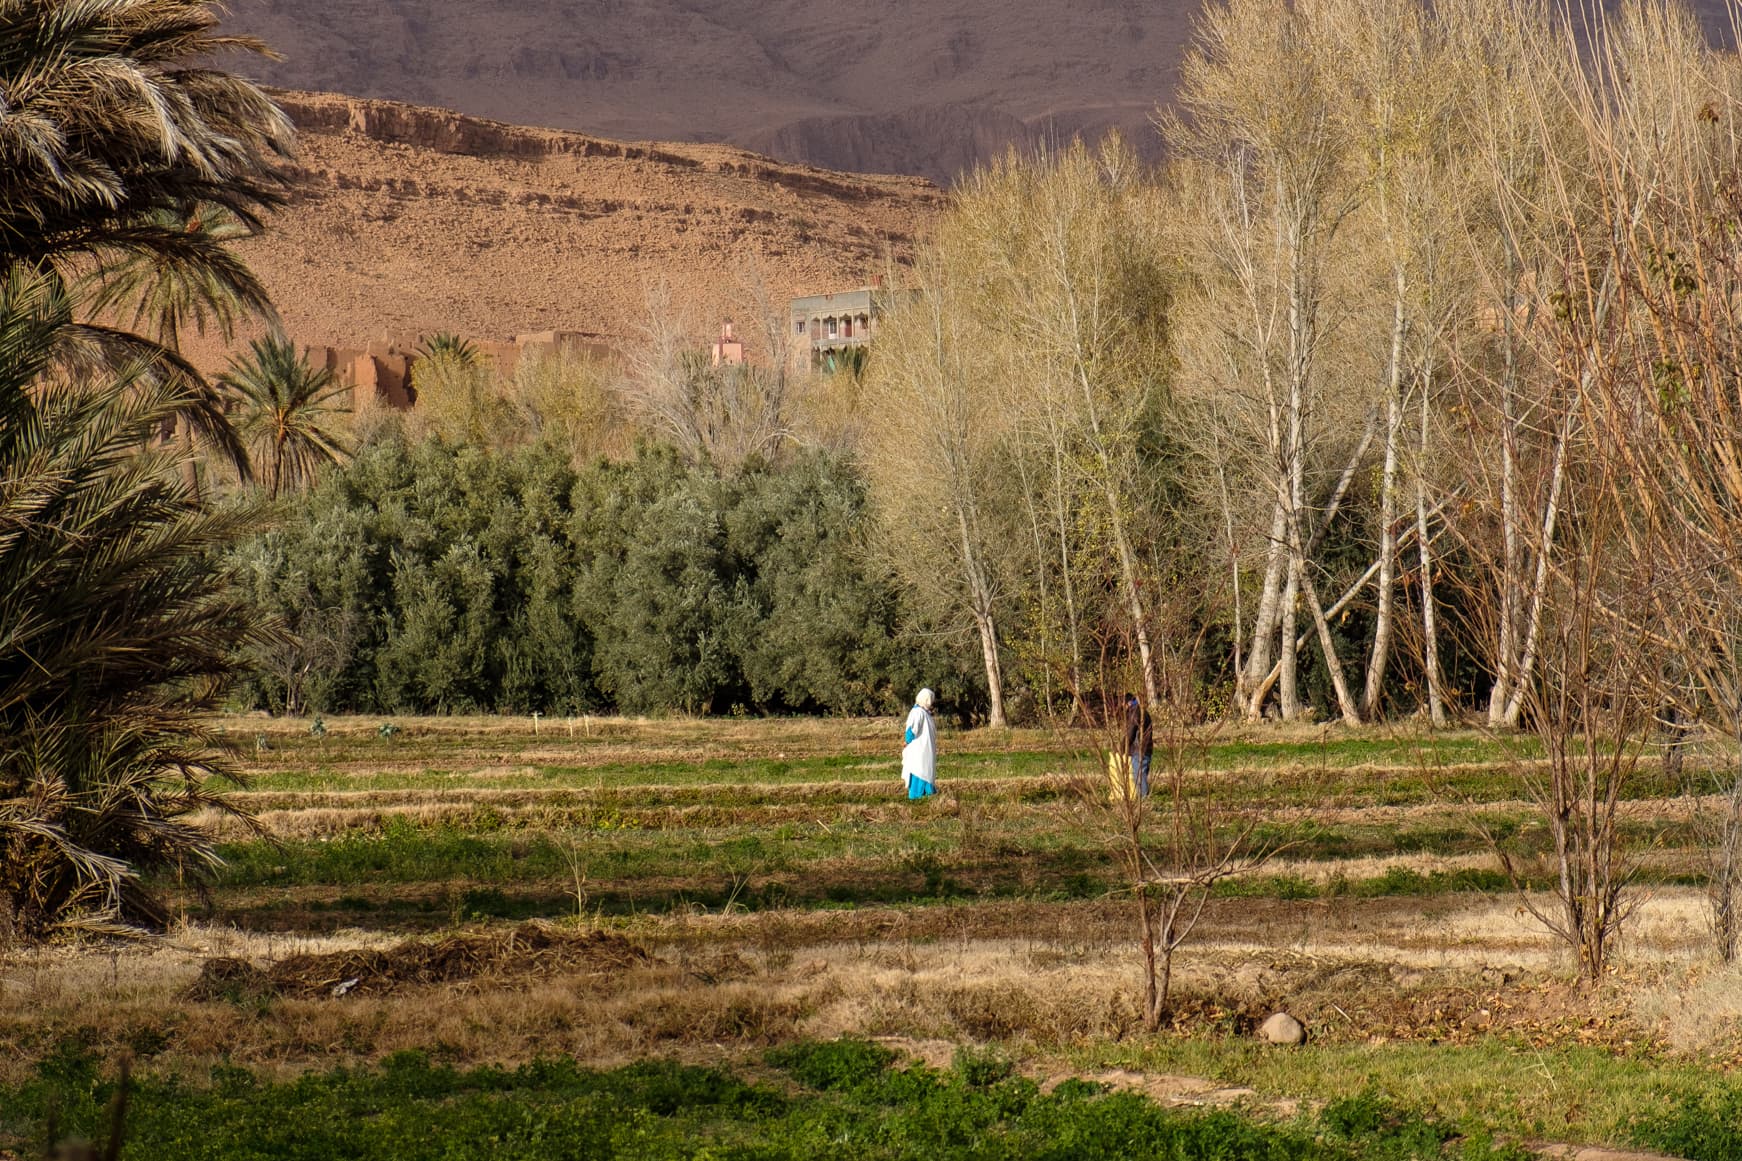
[306,330,613,408]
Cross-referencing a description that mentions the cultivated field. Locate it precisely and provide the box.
[4,717,1741,1158]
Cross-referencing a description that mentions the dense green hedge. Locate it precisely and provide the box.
[232,435,975,716]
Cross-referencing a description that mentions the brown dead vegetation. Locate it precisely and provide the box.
[184,922,650,1001]
[4,892,1734,1089]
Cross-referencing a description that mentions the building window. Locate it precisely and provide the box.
[826,317,837,338]
[842,317,853,339]
[795,319,806,336]
[810,319,821,341]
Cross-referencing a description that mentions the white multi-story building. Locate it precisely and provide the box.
[789,287,878,370]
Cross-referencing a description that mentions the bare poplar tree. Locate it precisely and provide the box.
[620,280,790,468]
[1318,0,1468,723]
[1166,0,1370,723]
[1465,0,1727,975]
[1433,0,1596,730]
[1540,0,1742,959]
[951,138,1172,710]
[862,246,1016,727]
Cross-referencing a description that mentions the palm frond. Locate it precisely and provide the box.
[0,0,296,271]
[0,302,279,934]
[222,334,352,497]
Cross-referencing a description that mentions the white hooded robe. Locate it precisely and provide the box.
[902,703,936,790]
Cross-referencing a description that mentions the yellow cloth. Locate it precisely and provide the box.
[1105,750,1137,800]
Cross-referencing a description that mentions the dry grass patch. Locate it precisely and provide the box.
[7,896,1742,1092]
[184,922,649,1000]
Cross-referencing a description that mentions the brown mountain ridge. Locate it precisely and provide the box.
[207,91,942,363]
[220,0,1191,185]
[221,0,1740,185]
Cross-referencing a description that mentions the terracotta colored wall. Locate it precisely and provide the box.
[298,330,612,410]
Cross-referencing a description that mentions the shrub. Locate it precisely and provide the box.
[767,1038,898,1091]
[236,435,973,716]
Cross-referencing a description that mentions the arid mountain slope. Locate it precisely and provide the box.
[222,1,1740,185]
[206,91,940,360]
[221,0,1186,184]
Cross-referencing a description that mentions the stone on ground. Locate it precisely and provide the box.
[1258,1011,1306,1046]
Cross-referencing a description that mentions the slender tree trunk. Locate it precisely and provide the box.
[1490,263,1524,726]
[1156,913,1176,1024]
[1364,273,1408,720]
[1297,532,1362,725]
[1279,550,1302,721]
[1305,410,1378,559]
[1137,878,1160,1031]
[1416,364,1447,726]
[1502,415,1571,726]
[1279,422,1307,721]
[972,604,1007,730]
[1714,707,1742,961]
[957,505,1007,728]
[1243,500,1289,719]
[1101,474,1159,709]
[1013,445,1055,714]
[1279,208,1316,722]
[1210,412,1245,713]
[1237,197,1289,720]
[1052,443,1088,720]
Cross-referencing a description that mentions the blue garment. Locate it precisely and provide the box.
[908,776,936,799]
[902,704,936,788]
[1130,753,1151,798]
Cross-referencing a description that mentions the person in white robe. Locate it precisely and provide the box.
[902,688,938,799]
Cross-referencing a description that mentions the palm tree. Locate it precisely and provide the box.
[79,204,280,495]
[415,331,482,370]
[222,335,352,498]
[0,1,294,938]
[1,0,295,487]
[0,269,274,937]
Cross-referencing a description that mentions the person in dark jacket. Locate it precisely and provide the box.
[1123,693,1153,798]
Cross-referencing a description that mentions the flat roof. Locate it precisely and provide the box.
[791,288,876,312]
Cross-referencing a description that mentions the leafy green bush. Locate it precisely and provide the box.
[1321,1089,1534,1161]
[1322,1090,1449,1158]
[952,1044,1015,1088]
[235,435,971,716]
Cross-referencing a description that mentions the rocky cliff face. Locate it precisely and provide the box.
[182,92,942,367]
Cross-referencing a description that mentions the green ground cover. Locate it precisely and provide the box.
[1078,1037,1736,1158]
[236,741,1693,813]
[1,1041,1541,1161]
[15,718,1742,1161]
